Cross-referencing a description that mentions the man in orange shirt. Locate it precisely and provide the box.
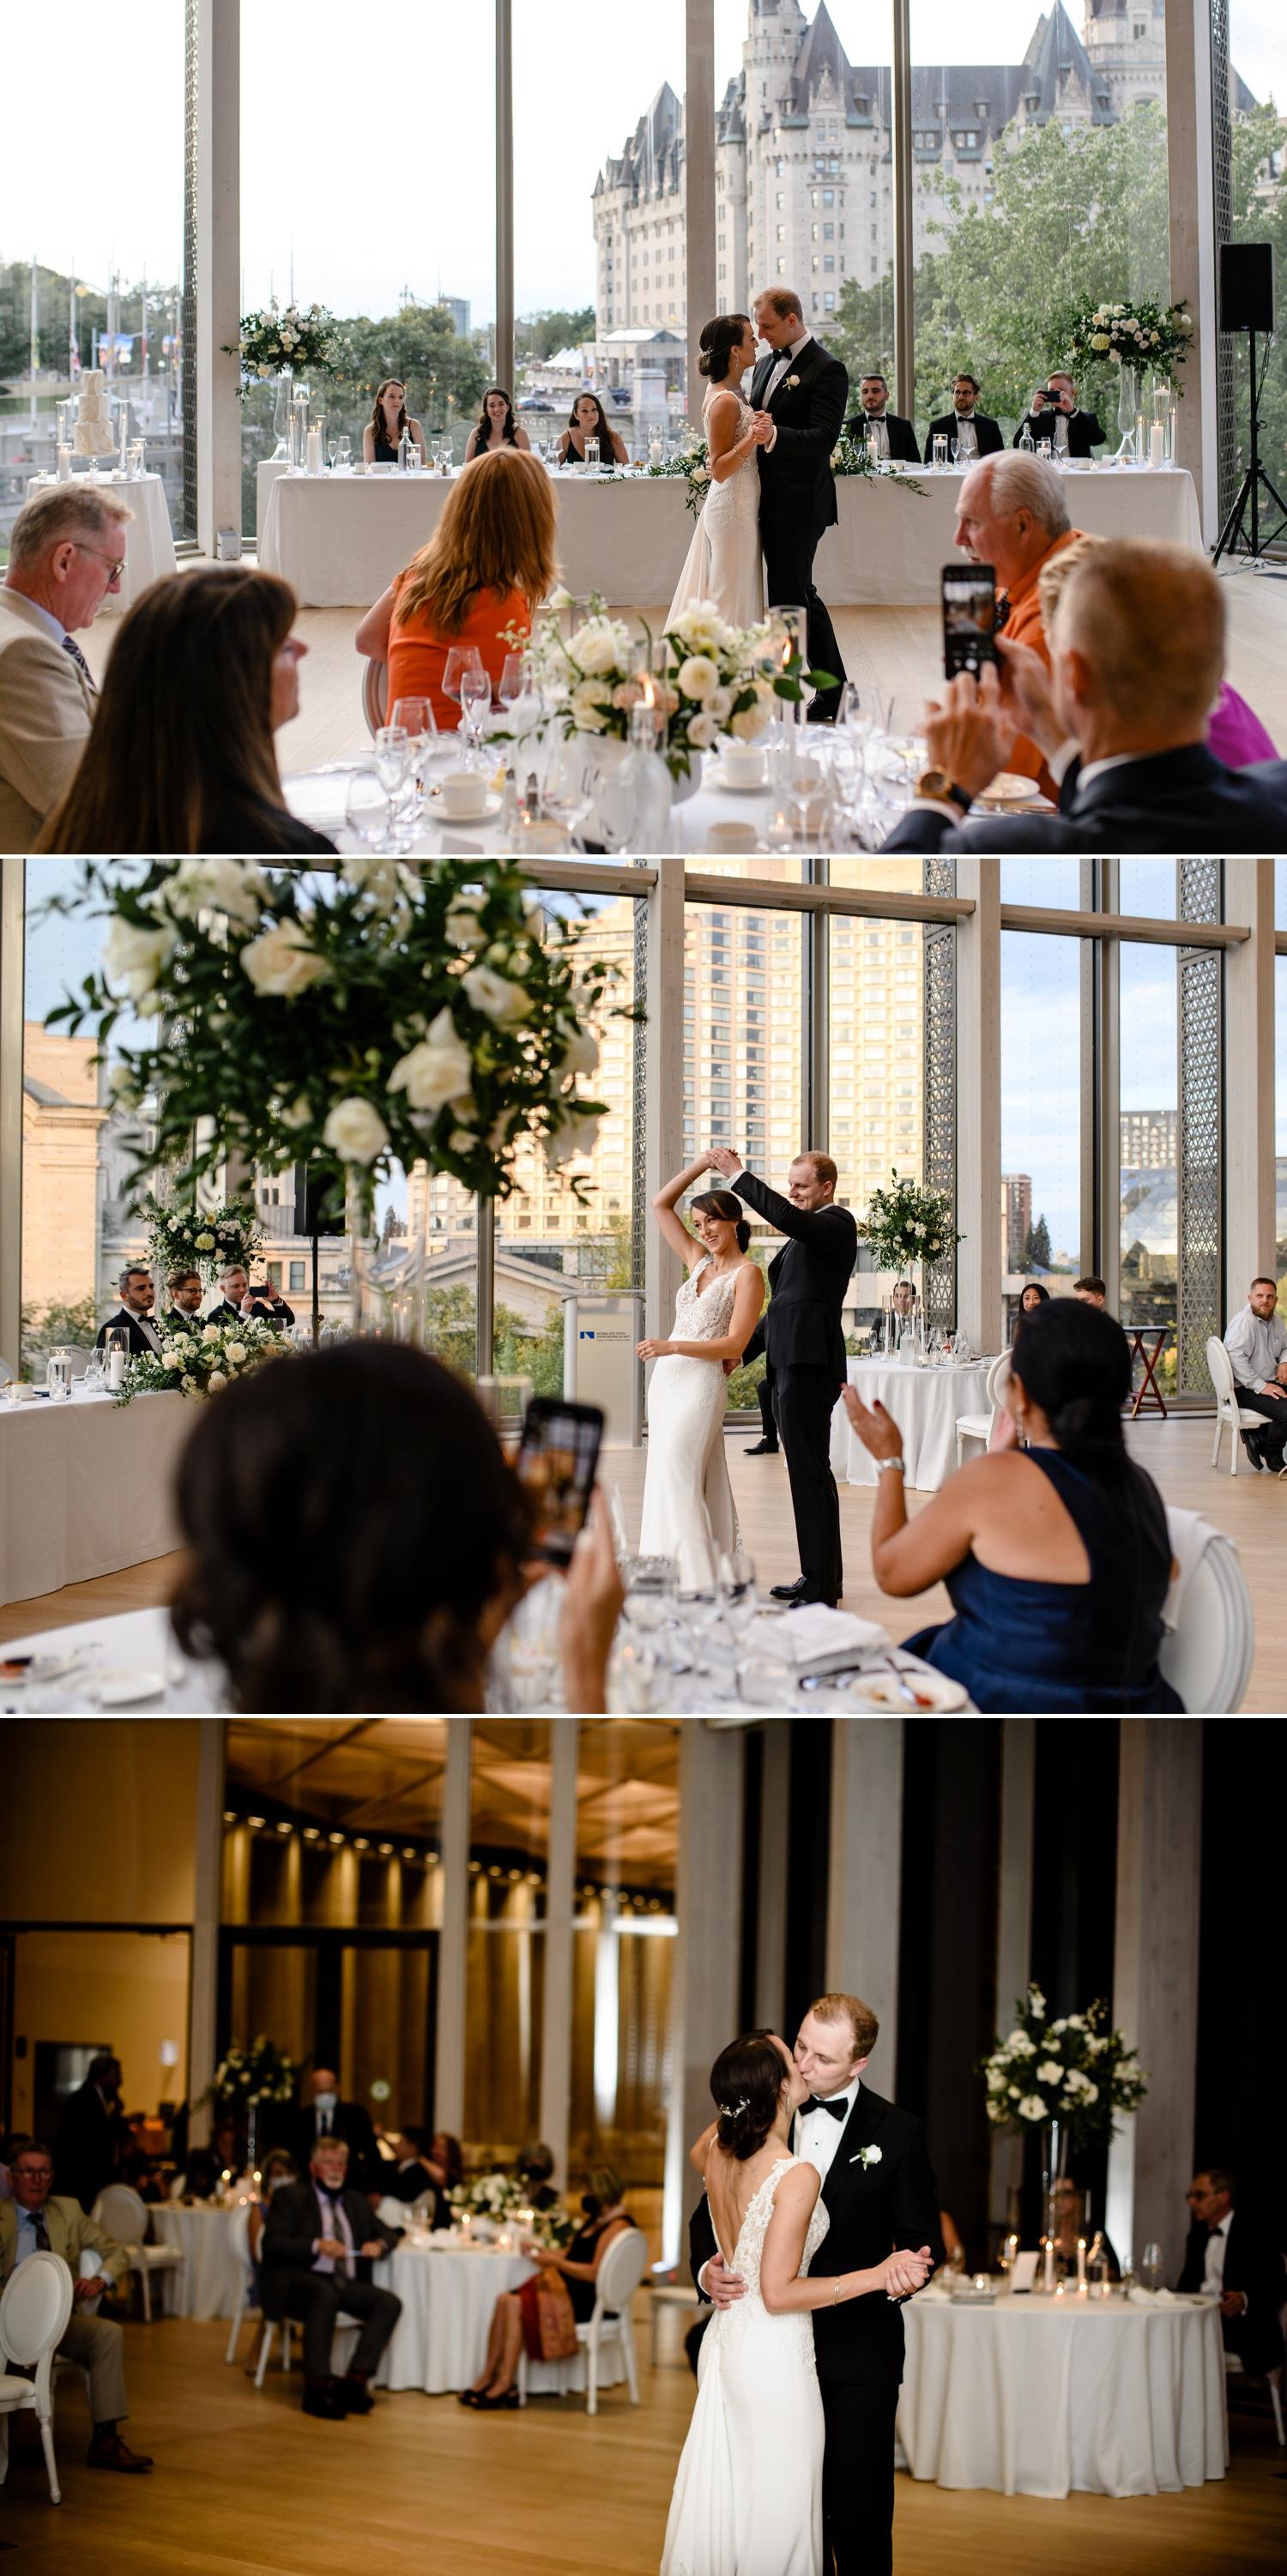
[952,453,1083,799]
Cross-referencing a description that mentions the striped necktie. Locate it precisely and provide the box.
[62,633,97,694]
[33,2209,51,2251]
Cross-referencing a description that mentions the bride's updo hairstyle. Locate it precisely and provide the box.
[690,1189,751,1253]
[698,314,752,383]
[710,2035,788,2161]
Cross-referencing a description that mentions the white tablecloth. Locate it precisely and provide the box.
[257,457,292,552]
[0,1389,190,1608]
[897,2290,1227,2497]
[371,2240,629,2398]
[149,2204,244,2321]
[24,470,178,614]
[829,1357,996,1492]
[259,462,1202,609]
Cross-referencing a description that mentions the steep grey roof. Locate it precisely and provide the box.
[788,0,849,113]
[595,81,686,202]
[1020,3,1111,123]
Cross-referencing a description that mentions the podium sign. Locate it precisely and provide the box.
[564,1292,644,1446]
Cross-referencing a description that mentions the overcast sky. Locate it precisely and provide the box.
[5,3,1281,328]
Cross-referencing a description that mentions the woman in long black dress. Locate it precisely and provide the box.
[460,2163,637,2409]
[363,378,426,466]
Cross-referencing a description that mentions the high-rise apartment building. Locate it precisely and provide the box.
[1001,1173,1033,1275]
[1121,1108,1177,1171]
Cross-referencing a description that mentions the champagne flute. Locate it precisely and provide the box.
[337,435,352,471]
[460,663,493,768]
[373,724,409,812]
[327,436,339,472]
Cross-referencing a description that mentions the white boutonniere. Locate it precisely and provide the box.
[785,373,801,390]
[850,2144,883,2169]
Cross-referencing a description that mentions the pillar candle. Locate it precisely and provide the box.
[1042,2235,1054,2293]
[57,445,72,481]
[1135,413,1145,460]
[107,1348,124,1392]
[1149,424,1165,468]
[305,426,323,475]
[1077,2236,1087,2289]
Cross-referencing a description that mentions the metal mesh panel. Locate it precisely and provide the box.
[182,0,199,542]
[1176,862,1222,1398]
[631,881,648,1293]
[921,860,957,1329]
[1209,0,1238,527]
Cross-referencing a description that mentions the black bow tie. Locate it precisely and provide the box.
[802,2095,847,2121]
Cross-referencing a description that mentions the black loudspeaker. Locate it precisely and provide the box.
[298,1167,344,1236]
[1218,242,1274,335]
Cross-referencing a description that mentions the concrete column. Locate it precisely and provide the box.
[539,1718,578,2187]
[195,0,241,557]
[663,1722,744,2266]
[1165,0,1218,537]
[825,1719,903,2078]
[1222,861,1277,1305]
[1105,1719,1203,2268]
[494,0,514,395]
[753,1722,790,2035]
[644,861,686,1345]
[988,1719,1035,2225]
[434,1718,472,2136]
[685,1,716,420]
[955,861,1002,1350]
[187,1719,225,2150]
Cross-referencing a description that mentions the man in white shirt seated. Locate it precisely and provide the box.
[0,2136,154,2471]
[1177,2169,1285,2376]
[1223,1275,1287,1472]
[96,1266,164,1360]
[0,484,130,852]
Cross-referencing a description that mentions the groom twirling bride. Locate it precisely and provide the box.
[706,1143,855,1607]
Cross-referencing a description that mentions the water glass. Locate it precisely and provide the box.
[932,435,948,469]
[497,652,525,713]
[1140,2241,1163,2291]
[390,696,437,816]
[338,435,352,471]
[345,766,393,851]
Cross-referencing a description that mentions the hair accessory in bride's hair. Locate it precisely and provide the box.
[718,2096,750,2119]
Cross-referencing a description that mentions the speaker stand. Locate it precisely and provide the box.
[1212,331,1287,569]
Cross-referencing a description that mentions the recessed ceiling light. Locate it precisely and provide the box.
[248,1816,266,1830]
[275,1821,293,1835]
[426,1851,439,1866]
[223,1811,237,1825]
[402,1847,417,1861]
[353,1837,370,1851]
[302,1826,320,1841]
[328,1831,344,1845]
[378,1843,394,1857]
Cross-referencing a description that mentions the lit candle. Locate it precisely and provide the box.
[107,1347,124,1392]
[1135,413,1145,462]
[1077,2236,1087,2289]
[1042,2235,1054,2294]
[649,435,662,467]
[1149,423,1165,469]
[57,443,72,481]
[305,425,323,475]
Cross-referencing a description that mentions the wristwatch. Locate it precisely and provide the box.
[915,768,971,814]
[876,1455,906,1475]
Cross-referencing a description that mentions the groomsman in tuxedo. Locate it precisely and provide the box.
[95,1266,164,1360]
[707,1146,855,1605]
[692,1994,944,2576]
[1014,372,1105,457]
[1177,2169,1285,2375]
[924,373,1005,464]
[846,374,921,466]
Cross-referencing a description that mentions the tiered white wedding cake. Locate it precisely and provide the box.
[73,369,117,458]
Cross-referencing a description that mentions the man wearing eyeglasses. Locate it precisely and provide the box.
[0,2136,154,2472]
[0,483,131,852]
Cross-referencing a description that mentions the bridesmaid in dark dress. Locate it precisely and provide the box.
[840,1299,1182,1713]
[363,378,426,467]
[559,391,630,469]
[460,2163,637,2409]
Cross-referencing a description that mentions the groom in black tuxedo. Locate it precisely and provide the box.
[750,287,849,721]
[708,1144,855,1605]
[690,1994,944,2576]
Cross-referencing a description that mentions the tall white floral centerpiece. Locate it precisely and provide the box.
[45,858,635,1342]
[979,1982,1148,2244]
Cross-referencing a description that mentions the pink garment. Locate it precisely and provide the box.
[1209,681,1277,769]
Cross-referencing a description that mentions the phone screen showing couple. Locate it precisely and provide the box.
[941,564,998,679]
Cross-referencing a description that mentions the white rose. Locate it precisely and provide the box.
[677,655,719,700]
[547,586,572,611]
[686,711,719,751]
[730,703,769,740]
[705,685,734,722]
[575,619,625,679]
[1049,2018,1067,2035]
[227,1343,247,1365]
[161,1347,182,1369]
[104,914,178,1002]
[462,963,532,1024]
[165,858,266,929]
[388,1009,474,1113]
[1007,2084,1021,2099]
[1036,2061,1063,2086]
[444,896,488,950]
[202,1324,221,1344]
[1091,332,1111,352]
[1065,2013,1086,2030]
[545,1105,604,1170]
[257,363,270,378]
[568,679,611,733]
[557,1026,600,1077]
[323,1095,390,1165]
[181,1373,196,1391]
[205,1369,227,1393]
[863,2145,881,2166]
[241,917,331,998]
[195,1231,216,1252]
[1016,2096,1048,2122]
[280,1095,313,1129]
[1006,2029,1035,2054]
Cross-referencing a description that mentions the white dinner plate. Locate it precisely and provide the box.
[96,1669,166,1707]
[709,768,768,795]
[430,791,503,824]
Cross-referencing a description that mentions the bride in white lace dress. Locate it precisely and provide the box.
[662,2036,933,2576]
[667,316,770,630]
[636,1158,764,1572]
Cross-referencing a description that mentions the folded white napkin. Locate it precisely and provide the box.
[1162,1507,1230,1632]
[743,1606,886,1668]
[1127,2285,1182,2307]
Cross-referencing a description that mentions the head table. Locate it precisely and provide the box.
[0,1386,189,1609]
[830,1355,998,1493]
[897,2283,1226,2498]
[258,457,1202,612]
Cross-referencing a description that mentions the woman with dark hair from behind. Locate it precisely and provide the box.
[33,566,335,854]
[169,1341,622,1714]
[461,2163,638,2410]
[559,391,629,469]
[664,2032,932,2573]
[840,1299,1181,1712]
[464,387,531,461]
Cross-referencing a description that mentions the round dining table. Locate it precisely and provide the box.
[148,2200,245,2320]
[371,2235,628,2398]
[830,1354,997,1491]
[897,2286,1227,2497]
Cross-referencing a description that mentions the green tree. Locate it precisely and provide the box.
[21,1294,100,1380]
[515,308,595,366]
[1023,1215,1053,1270]
[338,302,488,431]
[830,269,897,396]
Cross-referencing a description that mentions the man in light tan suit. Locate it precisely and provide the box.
[0,483,131,851]
[0,2136,154,2471]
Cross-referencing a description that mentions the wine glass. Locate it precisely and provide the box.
[949,438,960,468]
[390,696,437,818]
[1141,2241,1163,2292]
[373,723,408,793]
[497,652,524,715]
[442,645,485,751]
[327,436,339,472]
[345,765,393,852]
[337,435,352,472]
[460,665,493,766]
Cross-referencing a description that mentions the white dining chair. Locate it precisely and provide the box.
[1205,1335,1269,1475]
[254,2289,366,2387]
[517,2224,648,2415]
[955,1351,1011,1469]
[91,2184,184,2322]
[223,2201,263,2366]
[0,2249,74,2505]
[362,659,388,737]
[1159,1510,1254,1715]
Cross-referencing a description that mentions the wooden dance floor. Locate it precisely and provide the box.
[0,2308,1280,2574]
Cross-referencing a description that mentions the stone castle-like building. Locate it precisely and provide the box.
[591,0,1169,373]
